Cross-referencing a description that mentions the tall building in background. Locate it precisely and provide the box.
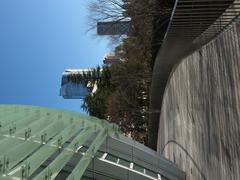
[60,69,90,99]
[103,44,126,65]
[97,21,131,35]
[103,53,120,65]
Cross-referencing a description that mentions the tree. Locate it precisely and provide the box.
[68,66,113,119]
[67,66,102,88]
[106,57,151,143]
[87,0,129,33]
[88,0,172,24]
[83,0,175,146]
[67,58,150,143]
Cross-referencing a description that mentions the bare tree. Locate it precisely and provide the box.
[87,0,172,28]
[87,0,129,31]
[88,0,129,21]
[87,0,173,47]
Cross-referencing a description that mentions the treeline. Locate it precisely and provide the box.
[70,0,173,144]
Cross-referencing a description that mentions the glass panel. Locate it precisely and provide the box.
[133,164,145,173]
[7,124,83,178]
[95,151,104,158]
[105,154,118,163]
[118,159,130,167]
[66,130,107,180]
[79,146,88,153]
[145,169,158,178]
[0,105,119,180]
[32,128,94,180]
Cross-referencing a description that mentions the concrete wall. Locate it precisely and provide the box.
[157,22,240,180]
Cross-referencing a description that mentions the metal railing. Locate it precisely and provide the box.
[149,0,240,150]
[164,0,240,53]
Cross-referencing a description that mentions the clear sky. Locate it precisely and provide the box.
[0,0,109,113]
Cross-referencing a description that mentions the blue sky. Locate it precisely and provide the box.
[0,0,109,113]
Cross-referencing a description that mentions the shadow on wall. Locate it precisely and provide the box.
[158,22,240,180]
[162,140,207,180]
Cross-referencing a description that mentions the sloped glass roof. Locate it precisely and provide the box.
[0,105,119,180]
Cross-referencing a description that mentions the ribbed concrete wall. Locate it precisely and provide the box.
[157,22,240,180]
